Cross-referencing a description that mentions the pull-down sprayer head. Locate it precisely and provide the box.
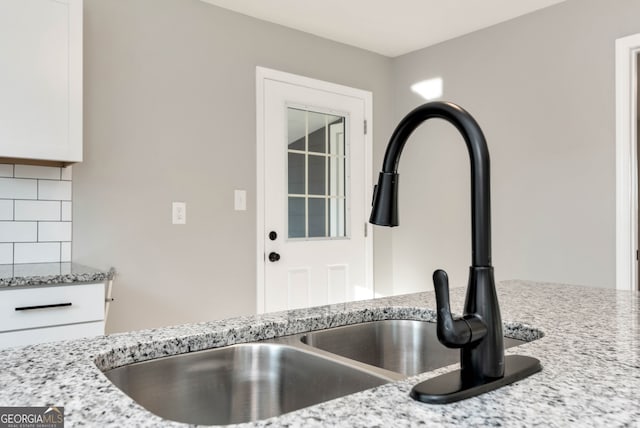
[369,172,399,227]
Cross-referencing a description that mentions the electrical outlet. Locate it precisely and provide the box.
[172,202,186,224]
[234,190,247,211]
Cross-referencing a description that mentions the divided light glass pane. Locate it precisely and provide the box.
[307,111,327,153]
[328,117,345,157]
[329,198,346,238]
[328,155,345,197]
[288,152,305,195]
[288,197,306,238]
[287,108,306,151]
[308,198,326,238]
[308,155,326,196]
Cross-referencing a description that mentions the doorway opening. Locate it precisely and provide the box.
[615,34,640,292]
[636,52,639,292]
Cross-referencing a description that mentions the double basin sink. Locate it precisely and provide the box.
[103,320,528,425]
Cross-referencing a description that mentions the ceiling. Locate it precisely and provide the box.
[200,0,567,57]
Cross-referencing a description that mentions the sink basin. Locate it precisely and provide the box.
[301,320,525,376]
[103,343,391,425]
[102,320,532,424]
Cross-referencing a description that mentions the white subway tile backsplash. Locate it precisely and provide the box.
[61,202,72,221]
[38,180,72,201]
[0,265,11,278]
[0,200,13,220]
[0,164,73,264]
[39,222,72,242]
[0,222,37,242]
[14,242,60,263]
[15,165,61,180]
[0,178,38,199]
[0,164,13,178]
[61,166,72,181]
[60,262,71,274]
[15,200,60,221]
[61,242,71,262]
[0,243,12,264]
[13,262,65,277]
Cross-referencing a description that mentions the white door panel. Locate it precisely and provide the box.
[257,68,372,313]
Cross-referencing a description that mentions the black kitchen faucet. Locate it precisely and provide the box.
[370,101,541,403]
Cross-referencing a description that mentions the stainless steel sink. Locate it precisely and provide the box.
[301,320,525,376]
[102,319,531,425]
[103,343,391,425]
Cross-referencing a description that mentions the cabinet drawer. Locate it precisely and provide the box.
[0,321,104,349]
[0,283,104,332]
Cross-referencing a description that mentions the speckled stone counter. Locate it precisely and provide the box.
[0,263,114,288]
[0,280,638,427]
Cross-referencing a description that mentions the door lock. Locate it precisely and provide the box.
[268,252,281,262]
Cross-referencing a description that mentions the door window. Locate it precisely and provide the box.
[287,107,347,239]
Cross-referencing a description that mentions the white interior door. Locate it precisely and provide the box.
[257,68,373,313]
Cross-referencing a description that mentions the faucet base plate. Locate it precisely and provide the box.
[410,354,542,404]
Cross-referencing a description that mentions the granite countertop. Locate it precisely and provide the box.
[0,263,115,288]
[0,280,638,427]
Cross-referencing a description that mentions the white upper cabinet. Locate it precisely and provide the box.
[0,0,83,165]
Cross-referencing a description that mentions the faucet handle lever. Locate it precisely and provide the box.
[433,269,487,348]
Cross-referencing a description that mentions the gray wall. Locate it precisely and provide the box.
[75,0,392,333]
[389,0,640,292]
[76,0,640,333]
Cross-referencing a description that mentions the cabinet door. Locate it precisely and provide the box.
[0,0,82,164]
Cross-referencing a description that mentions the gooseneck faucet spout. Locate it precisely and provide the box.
[371,102,491,268]
[370,101,541,404]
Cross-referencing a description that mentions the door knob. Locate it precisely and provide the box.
[268,252,281,262]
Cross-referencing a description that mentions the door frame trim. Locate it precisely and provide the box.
[255,66,374,313]
[615,33,640,291]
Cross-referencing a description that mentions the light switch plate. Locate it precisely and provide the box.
[172,202,186,224]
[234,190,247,211]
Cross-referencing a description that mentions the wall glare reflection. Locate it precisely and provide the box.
[411,78,443,100]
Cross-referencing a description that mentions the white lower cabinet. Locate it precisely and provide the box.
[0,282,105,349]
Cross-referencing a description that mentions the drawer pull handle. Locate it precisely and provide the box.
[15,302,73,311]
